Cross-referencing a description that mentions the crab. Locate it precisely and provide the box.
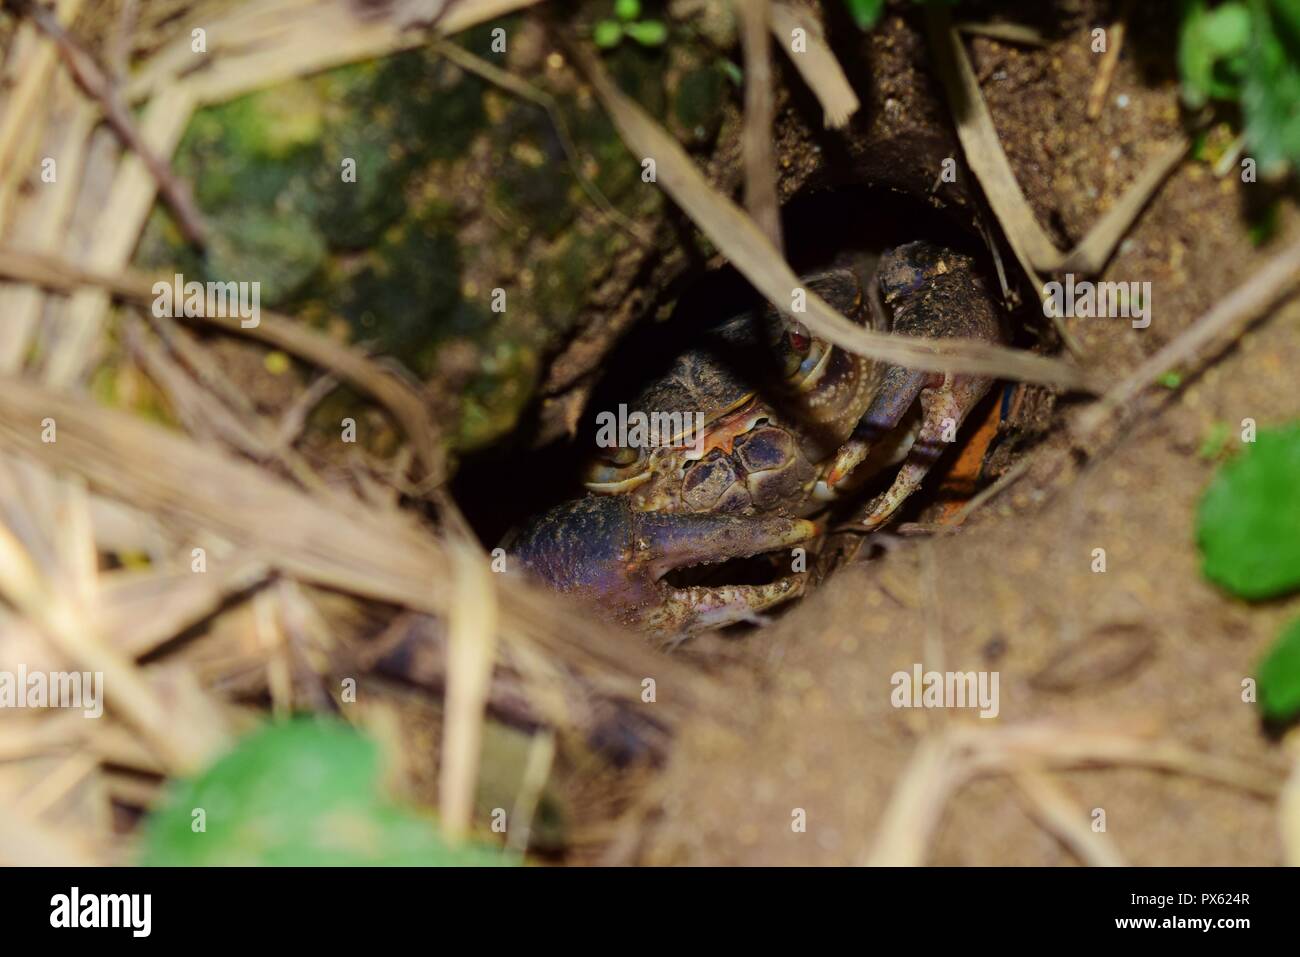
[510,241,1004,635]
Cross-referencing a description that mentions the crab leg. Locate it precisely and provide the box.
[823,364,938,489]
[854,371,992,529]
[820,239,1006,517]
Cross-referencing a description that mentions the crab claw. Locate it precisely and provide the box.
[823,366,939,490]
[509,495,818,636]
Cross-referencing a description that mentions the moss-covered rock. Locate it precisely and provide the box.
[490,103,577,239]
[133,9,682,463]
[333,211,465,376]
[311,134,407,250]
[671,61,726,148]
[456,337,541,452]
[205,205,327,307]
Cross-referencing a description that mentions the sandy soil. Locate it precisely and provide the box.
[631,1,1300,866]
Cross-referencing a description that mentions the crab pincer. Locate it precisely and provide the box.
[821,241,1004,527]
[510,494,818,636]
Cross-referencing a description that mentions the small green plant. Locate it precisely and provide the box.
[594,0,669,50]
[1197,422,1300,724]
[844,0,887,29]
[843,0,959,30]
[140,718,513,866]
[1179,0,1300,177]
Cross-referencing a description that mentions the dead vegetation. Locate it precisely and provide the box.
[0,0,1297,866]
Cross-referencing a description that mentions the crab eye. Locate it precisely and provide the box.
[584,444,651,494]
[783,327,828,385]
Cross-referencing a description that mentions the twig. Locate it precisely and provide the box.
[1058,135,1189,274]
[1012,767,1126,866]
[768,1,859,128]
[0,246,445,480]
[946,455,1033,527]
[864,719,1283,865]
[1086,1,1131,121]
[0,1,83,233]
[738,0,783,252]
[928,7,1187,278]
[440,538,500,844]
[12,0,210,247]
[276,372,340,449]
[574,43,1095,391]
[956,20,1048,47]
[927,8,1063,271]
[1074,238,1300,441]
[125,0,545,105]
[125,314,331,491]
[506,730,556,856]
[0,466,229,773]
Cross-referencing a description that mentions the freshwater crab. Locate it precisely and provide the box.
[511,241,1003,635]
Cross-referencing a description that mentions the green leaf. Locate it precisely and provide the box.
[1179,0,1251,107]
[593,19,624,49]
[1196,422,1300,600]
[1242,0,1300,176]
[1179,1,1300,174]
[624,19,669,47]
[139,718,513,866]
[1258,618,1300,721]
[614,0,642,21]
[1206,1,1254,53]
[845,0,886,30]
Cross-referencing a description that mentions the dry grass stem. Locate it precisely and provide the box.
[865,719,1284,865]
[1012,767,1126,866]
[1086,1,1130,121]
[737,0,783,251]
[576,44,1094,390]
[440,539,500,842]
[768,1,859,128]
[0,246,445,478]
[928,9,1186,279]
[1074,238,1300,441]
